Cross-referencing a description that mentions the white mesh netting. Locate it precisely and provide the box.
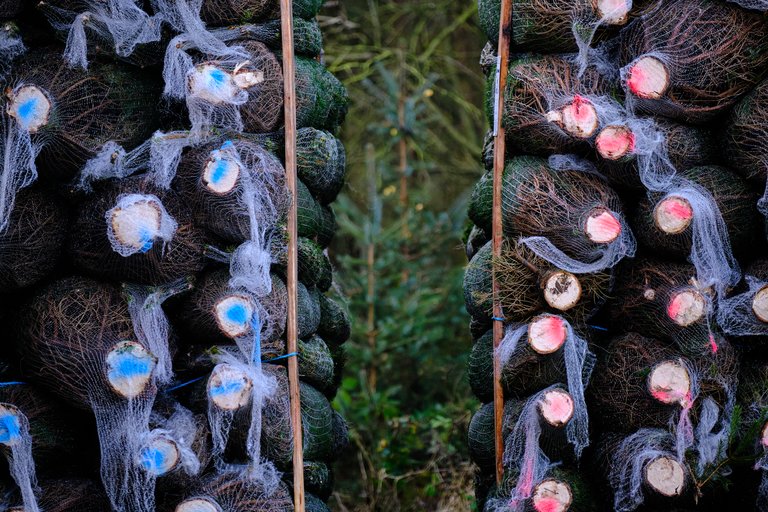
[0,88,43,233]
[608,428,681,512]
[501,389,555,511]
[125,279,191,386]
[519,155,637,274]
[717,275,768,337]
[496,318,595,459]
[44,0,166,70]
[105,193,178,257]
[0,406,39,512]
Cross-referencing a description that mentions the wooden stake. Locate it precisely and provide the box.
[492,0,513,485]
[280,1,305,510]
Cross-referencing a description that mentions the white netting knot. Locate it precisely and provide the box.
[105,193,178,257]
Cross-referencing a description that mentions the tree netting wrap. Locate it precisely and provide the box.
[0,0,349,506]
[477,0,633,55]
[463,239,613,327]
[39,0,168,70]
[469,155,636,272]
[618,0,768,123]
[717,262,768,338]
[168,470,293,512]
[198,0,324,25]
[468,0,768,507]
[1,46,160,179]
[0,22,24,80]
[490,54,612,156]
[19,277,164,511]
[174,135,289,244]
[69,176,206,285]
[0,187,68,290]
[4,478,112,511]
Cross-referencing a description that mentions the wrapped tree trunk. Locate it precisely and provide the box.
[463,240,613,327]
[632,165,760,259]
[477,0,632,53]
[0,187,69,290]
[2,46,160,178]
[68,176,205,285]
[618,0,768,123]
[492,54,611,156]
[595,120,715,192]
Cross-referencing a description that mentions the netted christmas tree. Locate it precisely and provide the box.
[466,0,768,510]
[0,1,350,510]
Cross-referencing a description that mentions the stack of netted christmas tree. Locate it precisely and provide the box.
[0,1,349,510]
[465,0,768,510]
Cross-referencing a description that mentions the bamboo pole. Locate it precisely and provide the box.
[492,0,513,485]
[280,0,305,510]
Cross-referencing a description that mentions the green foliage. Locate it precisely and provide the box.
[319,1,487,509]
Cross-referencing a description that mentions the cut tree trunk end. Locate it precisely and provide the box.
[666,289,706,327]
[626,56,669,100]
[584,207,622,244]
[0,404,22,446]
[6,84,51,133]
[207,364,253,411]
[213,294,255,338]
[546,96,599,139]
[139,434,181,476]
[528,314,568,355]
[532,478,574,512]
[105,341,157,399]
[175,498,222,512]
[761,421,768,447]
[596,125,635,160]
[203,150,242,195]
[189,64,247,104]
[543,272,582,312]
[648,360,691,406]
[653,196,693,235]
[752,285,768,323]
[537,389,574,427]
[594,0,631,25]
[109,198,164,253]
[644,456,686,497]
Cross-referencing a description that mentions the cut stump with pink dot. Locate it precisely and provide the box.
[654,196,693,235]
[761,422,768,448]
[667,289,706,327]
[595,0,631,24]
[596,125,635,160]
[648,360,691,406]
[585,207,622,244]
[533,479,573,512]
[538,389,574,427]
[546,96,599,139]
[626,56,669,100]
[528,314,567,355]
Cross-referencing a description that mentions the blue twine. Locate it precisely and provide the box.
[492,316,505,322]
[0,382,25,387]
[588,324,608,332]
[250,311,262,365]
[263,352,298,364]
[165,376,205,393]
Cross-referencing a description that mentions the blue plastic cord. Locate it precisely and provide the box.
[588,324,609,332]
[263,352,298,364]
[250,311,262,365]
[0,382,25,387]
[165,376,205,393]
[492,316,505,322]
